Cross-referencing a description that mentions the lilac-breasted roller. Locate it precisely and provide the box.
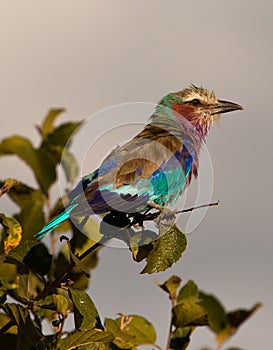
[36,85,243,240]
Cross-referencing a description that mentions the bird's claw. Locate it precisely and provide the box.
[147,201,177,226]
[155,207,177,226]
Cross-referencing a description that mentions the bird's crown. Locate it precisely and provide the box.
[160,85,217,108]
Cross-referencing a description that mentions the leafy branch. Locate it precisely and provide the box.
[33,201,216,301]
[0,110,260,350]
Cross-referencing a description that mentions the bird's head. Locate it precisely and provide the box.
[157,85,243,139]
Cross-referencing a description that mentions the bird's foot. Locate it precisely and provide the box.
[156,208,177,226]
[131,213,145,229]
[147,201,177,226]
[147,201,163,211]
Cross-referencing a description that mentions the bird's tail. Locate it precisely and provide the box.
[35,204,77,240]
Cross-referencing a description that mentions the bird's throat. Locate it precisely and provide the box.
[171,103,210,140]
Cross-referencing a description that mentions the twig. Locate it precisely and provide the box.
[166,322,173,350]
[137,201,219,223]
[176,200,219,214]
[33,201,218,302]
[0,320,14,335]
[0,178,19,198]
[166,290,177,350]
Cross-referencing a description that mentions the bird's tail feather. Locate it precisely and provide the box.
[35,204,77,240]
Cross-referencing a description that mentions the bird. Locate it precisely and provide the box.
[35,85,243,240]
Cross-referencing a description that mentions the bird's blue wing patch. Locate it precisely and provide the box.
[149,141,195,205]
[70,140,195,214]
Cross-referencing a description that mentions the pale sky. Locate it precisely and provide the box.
[0,1,273,349]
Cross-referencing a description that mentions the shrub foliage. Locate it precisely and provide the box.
[0,111,260,350]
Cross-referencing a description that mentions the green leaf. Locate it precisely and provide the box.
[38,121,81,194]
[0,334,17,349]
[214,303,261,346]
[0,136,35,160]
[0,181,44,210]
[52,294,69,313]
[41,122,81,149]
[52,248,91,290]
[177,280,200,304]
[2,303,51,349]
[0,178,20,197]
[35,148,58,194]
[122,315,156,345]
[48,121,82,147]
[0,273,18,304]
[68,288,102,330]
[0,313,17,334]
[104,318,120,336]
[15,198,45,241]
[40,108,66,137]
[65,240,91,278]
[172,300,207,328]
[70,252,91,278]
[22,243,52,276]
[105,315,156,349]
[3,240,39,265]
[57,329,113,350]
[72,217,102,251]
[0,262,17,283]
[170,327,193,350]
[141,224,187,274]
[199,292,228,334]
[39,122,82,172]
[129,230,156,262]
[61,149,79,183]
[34,294,68,314]
[77,344,98,350]
[17,273,29,301]
[69,229,100,271]
[0,213,22,254]
[33,295,56,309]
[0,291,7,305]
[0,135,56,194]
[227,303,261,329]
[157,275,182,297]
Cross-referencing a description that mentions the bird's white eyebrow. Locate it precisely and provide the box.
[183,91,217,104]
[183,92,202,101]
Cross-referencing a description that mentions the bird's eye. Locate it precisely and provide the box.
[191,99,201,106]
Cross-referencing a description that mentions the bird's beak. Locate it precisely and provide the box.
[211,100,243,115]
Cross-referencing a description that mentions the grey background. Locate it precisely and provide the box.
[1,1,272,349]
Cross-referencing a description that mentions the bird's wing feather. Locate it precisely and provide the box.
[70,125,195,215]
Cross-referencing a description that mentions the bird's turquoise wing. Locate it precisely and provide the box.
[73,138,195,213]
